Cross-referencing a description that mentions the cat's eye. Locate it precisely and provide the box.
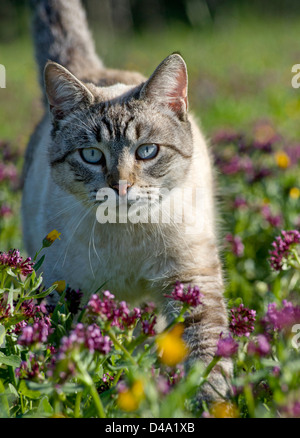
[80,148,103,164]
[136,144,159,160]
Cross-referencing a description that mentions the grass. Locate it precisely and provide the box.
[0,12,299,418]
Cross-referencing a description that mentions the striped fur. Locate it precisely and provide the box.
[22,0,232,403]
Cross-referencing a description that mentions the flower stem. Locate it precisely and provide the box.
[0,271,7,290]
[107,329,137,366]
[74,391,82,418]
[244,383,255,418]
[76,360,106,418]
[202,356,221,380]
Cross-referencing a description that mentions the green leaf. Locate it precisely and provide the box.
[7,283,14,313]
[34,255,45,272]
[36,396,54,416]
[28,284,57,300]
[0,352,21,368]
[0,325,5,348]
[6,268,16,278]
[0,380,9,418]
[26,381,53,396]
[18,380,42,400]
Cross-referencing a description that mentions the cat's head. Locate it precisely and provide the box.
[44,54,193,214]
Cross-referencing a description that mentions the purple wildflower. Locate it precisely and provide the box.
[15,355,44,381]
[65,287,83,314]
[229,304,256,337]
[58,323,112,356]
[261,204,282,228]
[0,298,11,322]
[0,249,34,277]
[261,300,300,333]
[211,128,242,145]
[233,197,248,209]
[164,282,203,307]
[280,400,300,418]
[141,315,157,336]
[269,230,300,271]
[87,291,143,329]
[216,334,238,358]
[247,334,271,356]
[285,144,300,166]
[17,317,52,347]
[0,162,18,184]
[0,204,12,218]
[225,233,244,257]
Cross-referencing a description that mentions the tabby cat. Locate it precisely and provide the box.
[22,0,232,402]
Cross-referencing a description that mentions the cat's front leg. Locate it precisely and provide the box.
[165,281,233,405]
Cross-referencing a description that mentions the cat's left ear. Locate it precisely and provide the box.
[44,61,94,119]
[140,54,188,120]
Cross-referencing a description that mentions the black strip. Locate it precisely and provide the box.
[101,117,114,138]
[50,150,73,166]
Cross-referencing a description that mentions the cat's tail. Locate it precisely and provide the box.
[30,0,103,99]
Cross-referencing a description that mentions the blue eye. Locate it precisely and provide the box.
[80,148,103,164]
[136,144,159,160]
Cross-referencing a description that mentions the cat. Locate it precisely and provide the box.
[22,0,232,403]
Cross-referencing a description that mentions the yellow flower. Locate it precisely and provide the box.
[210,401,239,418]
[289,187,300,200]
[52,280,66,294]
[275,151,290,169]
[156,323,188,366]
[117,380,144,412]
[43,230,61,247]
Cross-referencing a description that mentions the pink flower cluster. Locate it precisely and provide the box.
[247,334,271,357]
[216,334,239,358]
[60,323,112,355]
[87,291,156,335]
[15,354,44,380]
[17,316,52,346]
[164,281,203,307]
[0,249,34,276]
[261,204,282,228]
[261,300,300,332]
[269,230,300,271]
[225,234,244,257]
[229,304,256,337]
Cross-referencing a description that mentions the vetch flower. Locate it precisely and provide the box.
[17,317,52,347]
[269,230,300,271]
[0,249,34,277]
[261,204,282,228]
[87,291,142,329]
[216,334,238,358]
[164,282,203,307]
[261,300,300,333]
[247,334,271,356]
[42,230,61,247]
[225,233,244,257]
[229,304,256,337]
[156,324,188,366]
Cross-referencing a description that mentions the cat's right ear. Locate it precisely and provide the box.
[140,54,188,121]
[44,61,94,119]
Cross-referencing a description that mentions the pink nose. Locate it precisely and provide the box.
[112,181,132,197]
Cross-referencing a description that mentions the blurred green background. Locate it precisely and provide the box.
[0,0,300,256]
[1,0,300,141]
